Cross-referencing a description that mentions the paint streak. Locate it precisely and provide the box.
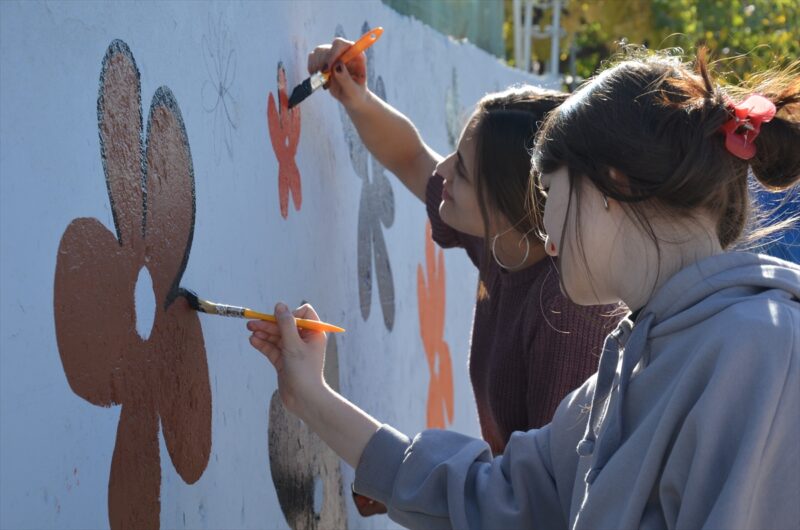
[444,68,464,151]
[417,222,454,429]
[53,40,211,530]
[201,12,238,163]
[335,22,395,331]
[267,62,302,219]
[268,336,347,530]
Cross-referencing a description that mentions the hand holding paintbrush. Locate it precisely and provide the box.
[288,27,383,108]
[180,288,344,333]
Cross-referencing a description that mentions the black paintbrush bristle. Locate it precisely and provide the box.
[179,287,201,310]
[179,288,214,314]
[287,78,312,109]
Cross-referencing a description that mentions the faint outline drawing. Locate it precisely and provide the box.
[336,21,395,331]
[201,12,238,163]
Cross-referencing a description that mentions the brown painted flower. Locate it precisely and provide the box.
[53,40,211,530]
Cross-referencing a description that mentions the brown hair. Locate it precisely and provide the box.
[468,86,569,254]
[531,48,800,266]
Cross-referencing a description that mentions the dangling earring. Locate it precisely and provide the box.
[548,241,557,255]
[491,227,530,270]
[602,195,609,210]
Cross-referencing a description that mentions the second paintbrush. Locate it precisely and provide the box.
[181,288,345,333]
[287,26,384,108]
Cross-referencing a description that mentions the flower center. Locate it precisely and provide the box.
[134,266,156,340]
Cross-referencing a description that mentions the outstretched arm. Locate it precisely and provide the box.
[308,39,442,201]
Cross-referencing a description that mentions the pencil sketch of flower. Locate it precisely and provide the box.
[53,40,211,530]
[336,21,396,331]
[201,12,238,163]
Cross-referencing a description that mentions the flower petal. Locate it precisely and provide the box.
[154,295,211,484]
[54,218,141,406]
[143,87,196,307]
[108,403,161,530]
[98,40,145,248]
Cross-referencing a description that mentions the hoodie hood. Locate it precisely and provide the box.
[577,252,800,485]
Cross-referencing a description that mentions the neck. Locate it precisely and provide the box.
[493,229,546,271]
[619,217,723,312]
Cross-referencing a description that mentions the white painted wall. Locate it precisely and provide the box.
[0,2,549,528]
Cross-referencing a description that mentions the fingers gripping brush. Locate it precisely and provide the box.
[180,288,345,333]
[287,27,384,109]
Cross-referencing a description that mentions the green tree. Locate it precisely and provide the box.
[505,0,799,84]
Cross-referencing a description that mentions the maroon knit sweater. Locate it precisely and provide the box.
[427,175,621,455]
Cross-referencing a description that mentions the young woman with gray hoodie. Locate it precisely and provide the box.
[247,49,800,529]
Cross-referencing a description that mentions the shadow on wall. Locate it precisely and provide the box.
[336,21,396,332]
[53,40,211,529]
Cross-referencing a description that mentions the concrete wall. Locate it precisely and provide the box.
[0,2,548,528]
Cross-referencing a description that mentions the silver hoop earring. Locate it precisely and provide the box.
[491,231,530,270]
[602,195,609,210]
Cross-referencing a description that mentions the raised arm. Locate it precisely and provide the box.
[308,39,442,201]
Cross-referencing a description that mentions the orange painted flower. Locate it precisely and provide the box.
[417,222,454,429]
[53,40,211,529]
[267,62,302,219]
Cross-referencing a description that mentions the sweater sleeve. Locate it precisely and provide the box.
[353,423,569,530]
[659,300,800,530]
[425,174,483,268]
[526,266,618,428]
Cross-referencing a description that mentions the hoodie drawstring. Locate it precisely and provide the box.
[577,313,655,485]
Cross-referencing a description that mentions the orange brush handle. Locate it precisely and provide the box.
[332,27,384,69]
[243,309,345,333]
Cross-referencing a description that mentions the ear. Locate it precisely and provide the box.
[608,167,632,197]
[608,167,627,183]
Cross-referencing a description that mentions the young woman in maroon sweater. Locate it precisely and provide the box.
[307,41,620,457]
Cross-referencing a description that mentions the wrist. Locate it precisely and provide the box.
[292,378,336,422]
[344,88,376,116]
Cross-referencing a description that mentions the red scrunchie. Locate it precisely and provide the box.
[719,94,776,160]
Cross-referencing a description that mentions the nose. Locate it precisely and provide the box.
[435,153,456,179]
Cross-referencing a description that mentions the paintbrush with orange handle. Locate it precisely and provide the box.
[287,27,384,108]
[181,288,345,333]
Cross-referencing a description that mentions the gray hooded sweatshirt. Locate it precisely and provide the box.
[354,252,800,529]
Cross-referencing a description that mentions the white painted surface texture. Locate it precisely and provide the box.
[0,2,547,528]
